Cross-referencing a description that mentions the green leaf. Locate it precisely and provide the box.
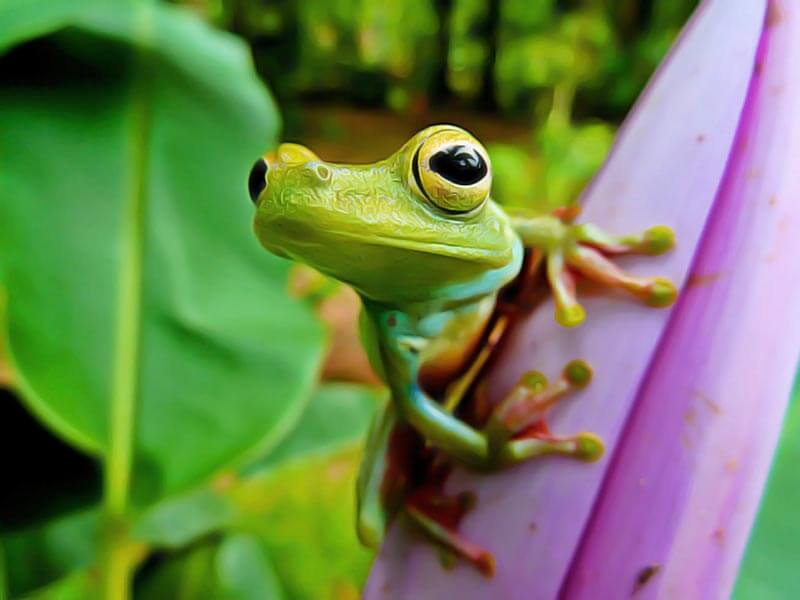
[214,534,284,600]
[132,488,233,550]
[135,534,284,600]
[19,570,98,600]
[256,383,383,471]
[0,1,324,508]
[733,374,800,599]
[133,384,381,548]
[2,510,97,597]
[134,542,218,600]
[0,0,104,53]
[229,447,372,600]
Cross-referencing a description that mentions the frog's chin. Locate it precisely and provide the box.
[256,213,510,266]
[326,230,510,267]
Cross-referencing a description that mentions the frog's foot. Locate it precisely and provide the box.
[485,360,605,466]
[405,491,495,577]
[551,222,677,326]
[556,221,678,326]
[514,212,677,327]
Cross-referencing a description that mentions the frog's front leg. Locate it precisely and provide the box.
[381,335,490,469]
[510,210,677,327]
[485,360,604,466]
[376,326,596,470]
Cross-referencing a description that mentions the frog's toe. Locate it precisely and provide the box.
[406,502,495,577]
[489,361,593,437]
[565,245,678,308]
[500,431,605,465]
[573,222,676,256]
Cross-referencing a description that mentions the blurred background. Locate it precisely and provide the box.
[21,1,800,599]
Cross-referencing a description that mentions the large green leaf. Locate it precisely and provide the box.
[0,0,324,507]
[256,382,383,471]
[734,374,800,599]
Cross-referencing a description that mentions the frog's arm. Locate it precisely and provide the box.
[361,303,597,469]
[508,209,677,326]
[379,326,489,468]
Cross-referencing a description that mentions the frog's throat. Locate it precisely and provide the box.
[354,236,524,310]
[327,230,513,269]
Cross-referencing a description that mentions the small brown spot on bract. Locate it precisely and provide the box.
[529,521,538,533]
[387,313,397,327]
[767,2,783,27]
[684,408,696,424]
[769,195,778,206]
[632,564,661,595]
[693,389,721,414]
[712,528,725,545]
[687,272,722,287]
[738,135,750,152]
[726,458,738,472]
[696,133,706,143]
[746,167,761,180]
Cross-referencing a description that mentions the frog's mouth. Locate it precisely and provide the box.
[333,230,510,267]
[254,198,515,271]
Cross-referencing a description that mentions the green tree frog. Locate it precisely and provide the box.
[248,125,676,573]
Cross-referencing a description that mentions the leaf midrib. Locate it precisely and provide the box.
[105,0,154,523]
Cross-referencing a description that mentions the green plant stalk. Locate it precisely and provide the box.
[102,2,154,598]
[546,80,576,129]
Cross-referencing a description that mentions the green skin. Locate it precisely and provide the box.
[250,125,675,548]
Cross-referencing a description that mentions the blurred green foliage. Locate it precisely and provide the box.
[204,0,696,209]
[0,0,703,599]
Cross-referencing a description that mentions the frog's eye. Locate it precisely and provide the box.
[248,158,268,204]
[412,132,491,213]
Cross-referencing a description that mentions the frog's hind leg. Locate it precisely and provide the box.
[485,359,605,467]
[356,401,399,548]
[405,488,495,577]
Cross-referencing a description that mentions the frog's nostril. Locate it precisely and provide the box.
[248,158,268,204]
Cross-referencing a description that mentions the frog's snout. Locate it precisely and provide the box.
[248,157,268,204]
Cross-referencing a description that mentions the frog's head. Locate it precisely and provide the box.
[249,125,517,303]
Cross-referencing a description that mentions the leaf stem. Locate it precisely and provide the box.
[102,2,154,598]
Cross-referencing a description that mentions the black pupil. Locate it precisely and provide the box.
[248,158,268,203]
[429,144,487,186]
